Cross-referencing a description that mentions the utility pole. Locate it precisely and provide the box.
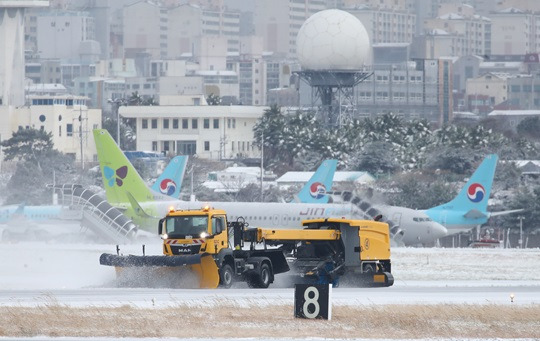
[117,102,121,149]
[518,216,525,249]
[260,131,264,202]
[79,104,84,170]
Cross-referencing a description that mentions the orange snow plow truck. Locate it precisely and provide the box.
[99,206,393,289]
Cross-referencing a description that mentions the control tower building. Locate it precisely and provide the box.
[295,9,372,126]
[0,1,49,107]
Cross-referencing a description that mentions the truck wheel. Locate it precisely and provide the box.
[219,264,234,288]
[249,263,272,289]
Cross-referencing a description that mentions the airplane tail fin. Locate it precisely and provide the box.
[93,129,155,205]
[428,154,498,215]
[151,156,188,199]
[294,159,338,204]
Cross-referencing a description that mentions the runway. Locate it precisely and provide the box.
[1,282,538,308]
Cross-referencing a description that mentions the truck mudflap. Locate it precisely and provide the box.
[338,271,394,287]
[99,253,220,289]
[371,272,394,287]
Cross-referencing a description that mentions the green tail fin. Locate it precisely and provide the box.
[93,129,155,205]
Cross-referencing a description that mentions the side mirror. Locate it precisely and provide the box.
[158,218,165,235]
[215,223,223,235]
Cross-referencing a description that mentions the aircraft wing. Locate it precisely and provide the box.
[463,209,488,219]
[489,209,525,217]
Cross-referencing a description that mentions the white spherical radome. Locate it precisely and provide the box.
[296,9,371,71]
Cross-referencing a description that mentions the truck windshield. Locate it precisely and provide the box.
[166,215,208,238]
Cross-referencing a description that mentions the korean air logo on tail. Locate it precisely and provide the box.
[104,166,128,187]
[159,179,177,196]
[309,182,327,199]
[467,183,485,203]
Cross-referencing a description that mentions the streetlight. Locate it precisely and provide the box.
[517,216,525,249]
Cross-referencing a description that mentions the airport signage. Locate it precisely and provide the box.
[294,284,332,320]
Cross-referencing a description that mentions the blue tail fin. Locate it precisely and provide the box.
[151,156,188,199]
[427,154,498,216]
[294,159,338,204]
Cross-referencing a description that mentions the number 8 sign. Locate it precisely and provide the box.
[294,284,332,320]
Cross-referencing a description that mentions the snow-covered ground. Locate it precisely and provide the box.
[1,221,540,340]
[1,221,539,305]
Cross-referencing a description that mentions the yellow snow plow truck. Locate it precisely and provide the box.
[99,206,393,288]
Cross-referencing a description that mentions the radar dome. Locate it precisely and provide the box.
[296,9,371,70]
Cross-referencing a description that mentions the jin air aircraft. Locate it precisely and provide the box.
[94,129,447,245]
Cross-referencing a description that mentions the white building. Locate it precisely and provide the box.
[123,1,165,59]
[347,5,416,45]
[203,166,277,193]
[168,4,241,57]
[120,105,267,160]
[253,0,326,58]
[0,95,101,164]
[490,8,540,55]
[276,171,375,189]
[466,72,512,110]
[36,10,96,61]
[0,0,49,107]
[422,5,491,58]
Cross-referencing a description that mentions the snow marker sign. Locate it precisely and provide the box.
[294,284,332,320]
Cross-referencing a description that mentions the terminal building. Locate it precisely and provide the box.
[120,105,266,161]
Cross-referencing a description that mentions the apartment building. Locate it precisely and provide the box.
[345,4,416,45]
[36,10,96,61]
[354,58,453,125]
[490,8,540,55]
[422,4,491,58]
[253,0,326,58]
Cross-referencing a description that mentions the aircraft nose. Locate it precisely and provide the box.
[433,222,448,238]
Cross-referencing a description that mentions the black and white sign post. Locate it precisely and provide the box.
[294,284,332,320]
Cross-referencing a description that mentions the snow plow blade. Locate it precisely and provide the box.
[99,253,220,289]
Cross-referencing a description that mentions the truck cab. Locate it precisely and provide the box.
[159,206,229,256]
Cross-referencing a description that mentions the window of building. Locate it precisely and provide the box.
[192,119,198,129]
[59,126,61,137]
[213,118,219,129]
[204,141,210,151]
[163,119,169,129]
[151,119,157,129]
[152,141,157,151]
[142,119,148,129]
[233,119,236,128]
[163,141,170,152]
[204,119,210,129]
[182,119,188,129]
[67,123,73,136]
[173,119,179,129]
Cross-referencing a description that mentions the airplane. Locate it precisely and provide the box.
[292,159,337,204]
[319,154,522,242]
[0,154,186,228]
[94,129,448,245]
[150,155,188,199]
[291,160,455,246]
[424,154,523,236]
[0,204,76,224]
